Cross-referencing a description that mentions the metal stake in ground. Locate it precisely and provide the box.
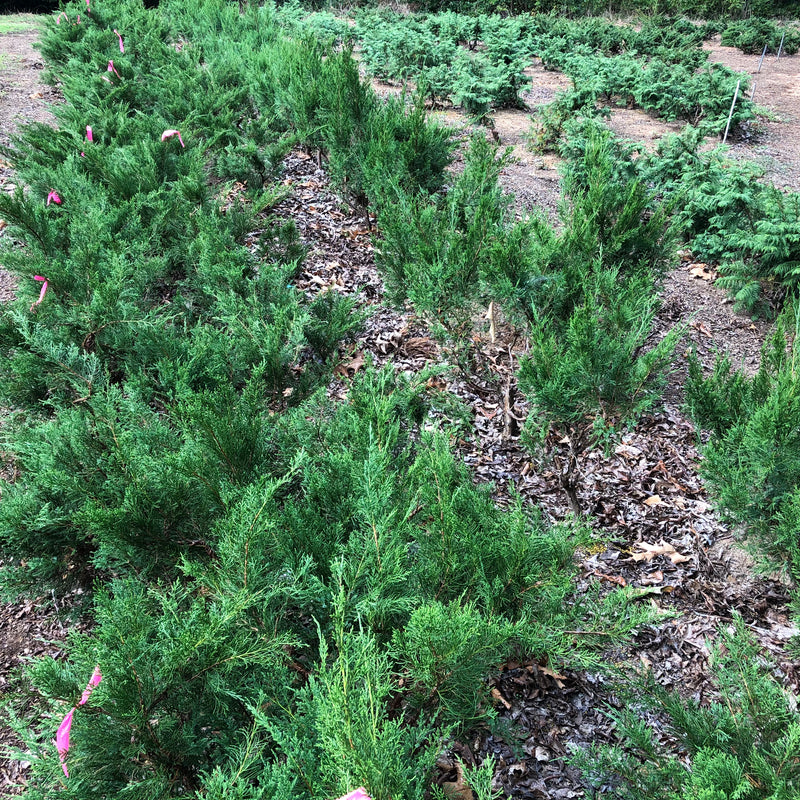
[777,31,786,60]
[750,81,757,101]
[722,80,741,145]
[758,43,768,73]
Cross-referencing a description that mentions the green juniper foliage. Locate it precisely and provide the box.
[0,3,654,797]
[720,18,800,55]
[573,616,800,799]
[376,120,679,513]
[686,303,800,582]
[354,11,752,134]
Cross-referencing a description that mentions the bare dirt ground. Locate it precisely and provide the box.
[704,36,800,192]
[1,17,800,799]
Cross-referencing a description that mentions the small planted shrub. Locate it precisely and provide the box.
[574,616,800,799]
[686,305,800,581]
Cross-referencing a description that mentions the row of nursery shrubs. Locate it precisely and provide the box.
[317,0,800,21]
[0,1,660,799]
[362,75,800,791]
[347,11,753,127]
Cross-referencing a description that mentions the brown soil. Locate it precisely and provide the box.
[0,27,56,305]
[606,107,685,150]
[704,36,800,192]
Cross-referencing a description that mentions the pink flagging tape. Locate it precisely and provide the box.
[79,666,102,705]
[114,30,124,54]
[55,710,74,776]
[30,275,48,311]
[54,667,102,778]
[161,129,185,148]
[336,789,371,800]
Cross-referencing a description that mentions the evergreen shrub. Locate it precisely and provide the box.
[721,18,800,55]
[686,306,800,581]
[0,4,650,798]
[574,616,800,799]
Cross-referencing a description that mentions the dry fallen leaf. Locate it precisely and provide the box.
[403,336,437,359]
[639,570,664,585]
[441,761,475,800]
[539,665,567,689]
[334,350,365,378]
[593,570,627,587]
[490,687,511,709]
[632,540,690,564]
[615,443,642,458]
[643,494,662,507]
[689,264,715,280]
[534,746,550,762]
[691,320,713,338]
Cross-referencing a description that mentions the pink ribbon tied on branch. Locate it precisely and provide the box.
[113,30,124,53]
[46,190,61,207]
[161,129,185,148]
[55,666,102,777]
[55,12,68,24]
[336,790,371,800]
[82,125,93,156]
[107,60,121,78]
[30,276,48,312]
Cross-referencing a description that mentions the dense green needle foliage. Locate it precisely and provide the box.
[376,120,679,512]
[635,126,800,312]
[0,2,657,798]
[720,18,800,55]
[404,0,800,16]
[2,1,795,796]
[686,305,800,583]
[354,11,753,131]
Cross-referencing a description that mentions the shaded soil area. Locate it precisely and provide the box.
[1,17,800,800]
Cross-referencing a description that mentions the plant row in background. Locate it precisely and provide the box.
[395,0,800,20]
[0,1,661,798]
[320,10,755,128]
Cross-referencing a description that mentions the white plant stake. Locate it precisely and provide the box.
[777,31,786,60]
[722,80,741,145]
[758,43,768,73]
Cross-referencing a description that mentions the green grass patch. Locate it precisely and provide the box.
[0,13,43,34]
